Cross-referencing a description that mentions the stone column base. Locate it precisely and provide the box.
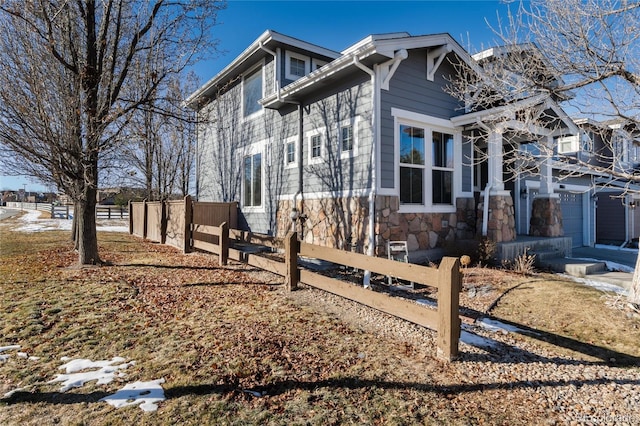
[529,196,563,237]
[477,194,516,243]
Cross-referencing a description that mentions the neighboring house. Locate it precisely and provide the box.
[187,30,588,262]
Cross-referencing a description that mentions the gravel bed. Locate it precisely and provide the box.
[284,282,640,425]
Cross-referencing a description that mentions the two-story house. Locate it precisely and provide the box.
[187,30,581,263]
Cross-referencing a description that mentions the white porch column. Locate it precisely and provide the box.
[487,128,504,192]
[539,135,555,195]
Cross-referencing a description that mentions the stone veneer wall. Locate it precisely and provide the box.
[529,196,563,237]
[276,196,371,252]
[276,196,478,256]
[375,196,476,255]
[476,194,516,243]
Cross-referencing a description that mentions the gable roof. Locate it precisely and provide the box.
[260,32,476,108]
[186,30,478,109]
[185,30,340,108]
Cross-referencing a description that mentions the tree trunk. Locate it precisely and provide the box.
[76,186,101,265]
[629,252,640,306]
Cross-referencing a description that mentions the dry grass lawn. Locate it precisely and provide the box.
[1,214,639,425]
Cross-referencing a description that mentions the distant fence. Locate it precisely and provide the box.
[4,202,126,219]
[128,198,461,361]
[128,196,238,251]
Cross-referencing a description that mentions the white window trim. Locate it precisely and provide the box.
[557,135,580,154]
[307,127,326,165]
[391,108,460,214]
[241,62,265,120]
[339,116,359,159]
[283,136,298,169]
[285,51,310,81]
[241,141,266,213]
[311,58,327,72]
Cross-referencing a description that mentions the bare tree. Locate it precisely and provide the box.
[0,0,223,264]
[121,72,199,201]
[447,0,640,304]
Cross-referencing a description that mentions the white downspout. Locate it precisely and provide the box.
[259,42,282,102]
[353,56,377,288]
[482,184,493,237]
[475,120,494,237]
[353,50,407,288]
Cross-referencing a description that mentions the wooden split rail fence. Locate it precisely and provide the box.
[187,223,461,361]
[129,196,461,361]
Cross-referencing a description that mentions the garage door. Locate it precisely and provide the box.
[530,190,584,247]
[559,192,584,247]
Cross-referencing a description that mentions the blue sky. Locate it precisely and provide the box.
[1,0,514,193]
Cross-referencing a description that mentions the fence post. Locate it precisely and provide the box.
[128,201,133,234]
[285,232,299,291]
[436,257,461,361]
[50,203,54,219]
[143,199,148,239]
[183,195,192,253]
[160,201,167,244]
[219,222,229,266]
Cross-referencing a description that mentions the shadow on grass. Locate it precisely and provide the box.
[3,390,109,405]
[165,375,640,400]
[5,370,640,406]
[408,291,640,367]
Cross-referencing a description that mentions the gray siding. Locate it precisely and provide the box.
[302,74,373,195]
[197,58,373,234]
[380,51,464,189]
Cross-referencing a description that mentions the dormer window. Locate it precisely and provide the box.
[285,51,309,80]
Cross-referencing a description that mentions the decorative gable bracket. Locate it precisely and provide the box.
[427,44,452,81]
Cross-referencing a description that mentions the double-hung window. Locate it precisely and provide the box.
[284,136,297,169]
[285,51,309,81]
[243,152,262,207]
[399,125,425,205]
[394,109,460,212]
[341,124,354,152]
[431,131,454,205]
[311,135,322,159]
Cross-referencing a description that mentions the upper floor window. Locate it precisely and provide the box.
[243,66,263,117]
[557,135,579,154]
[341,125,354,152]
[312,58,327,71]
[285,51,309,81]
[284,136,297,168]
[311,134,322,159]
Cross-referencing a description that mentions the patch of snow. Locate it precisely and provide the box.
[100,379,166,412]
[2,387,26,399]
[478,317,535,335]
[560,274,629,296]
[243,389,266,398]
[416,298,437,308]
[0,345,21,362]
[12,209,128,233]
[49,357,135,392]
[459,330,498,349]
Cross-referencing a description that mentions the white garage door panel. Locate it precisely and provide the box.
[559,192,584,247]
